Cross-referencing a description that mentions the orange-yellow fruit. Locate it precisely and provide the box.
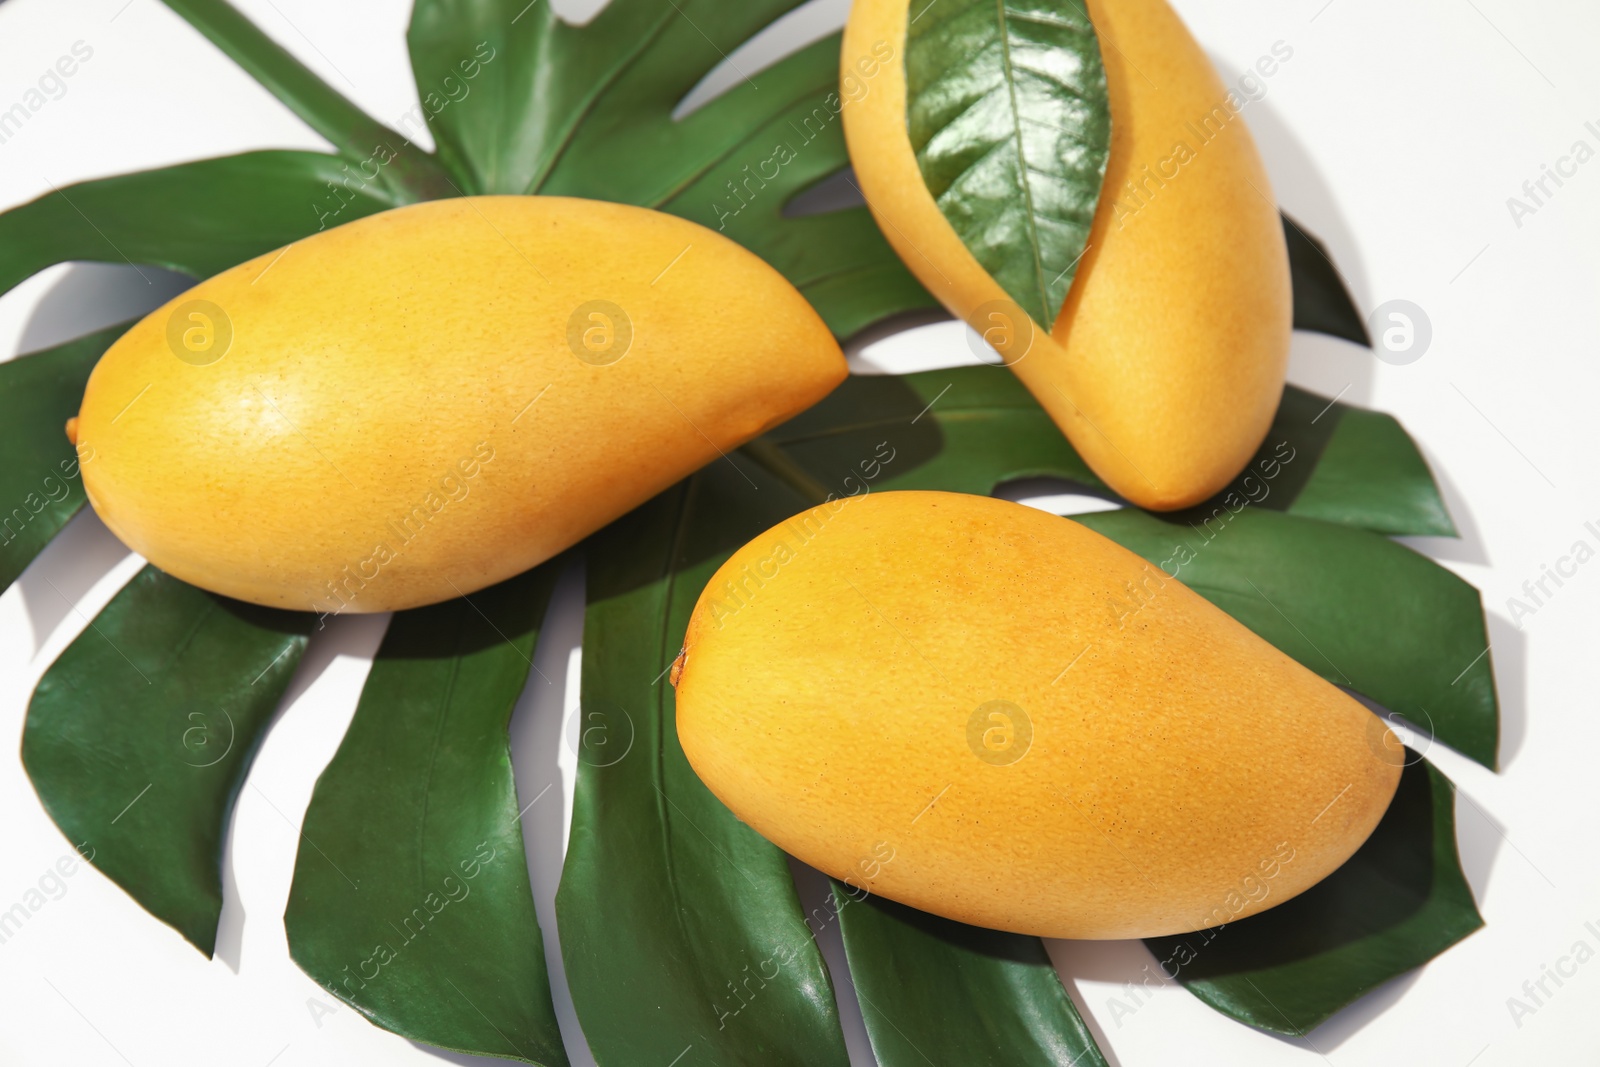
[842,0,1291,509]
[674,491,1399,939]
[73,196,844,613]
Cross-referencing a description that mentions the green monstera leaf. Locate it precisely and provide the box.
[285,564,569,1065]
[22,567,311,954]
[0,152,402,297]
[2,0,1493,1063]
[835,882,1110,1067]
[560,472,856,1067]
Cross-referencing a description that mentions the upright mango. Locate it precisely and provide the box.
[673,492,1399,939]
[71,196,844,613]
[842,0,1292,509]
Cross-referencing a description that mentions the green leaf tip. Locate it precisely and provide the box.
[23,567,312,955]
[285,564,570,1066]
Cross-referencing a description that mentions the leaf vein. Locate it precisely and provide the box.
[416,615,468,885]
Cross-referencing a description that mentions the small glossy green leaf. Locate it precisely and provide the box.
[1144,758,1482,1035]
[408,0,936,337]
[769,369,1454,538]
[558,467,851,1067]
[1284,213,1370,346]
[0,322,126,593]
[0,151,398,300]
[906,0,1111,328]
[835,884,1108,1067]
[23,566,311,953]
[285,566,568,1067]
[1074,508,1497,768]
[159,0,453,200]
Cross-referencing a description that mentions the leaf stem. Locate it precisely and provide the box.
[737,438,832,506]
[160,0,455,203]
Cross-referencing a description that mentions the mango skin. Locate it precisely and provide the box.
[842,0,1291,510]
[73,196,845,613]
[674,492,1399,939]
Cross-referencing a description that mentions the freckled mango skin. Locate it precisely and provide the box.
[74,196,845,613]
[842,0,1292,510]
[674,492,1399,939]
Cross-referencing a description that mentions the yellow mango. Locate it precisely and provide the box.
[72,196,844,613]
[842,0,1291,510]
[673,491,1399,939]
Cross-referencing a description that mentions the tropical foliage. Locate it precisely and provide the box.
[0,1,1491,1063]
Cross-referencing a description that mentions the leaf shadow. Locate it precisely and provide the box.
[214,609,363,973]
[1154,387,1342,525]
[1136,757,1464,1047]
[358,567,568,659]
[9,261,192,652]
[1200,51,1379,415]
[1158,755,1440,961]
[1242,93,1372,316]
[858,890,1049,965]
[15,262,191,356]
[16,507,129,654]
[212,592,325,640]
[1481,612,1527,770]
[787,857,879,1067]
[215,841,246,975]
[410,1042,522,1066]
[1206,51,1377,384]
[784,164,868,220]
[1273,970,1425,1053]
[1040,939,1137,1065]
[505,555,600,1067]
[1451,776,1526,908]
[672,0,850,121]
[1394,449,1490,567]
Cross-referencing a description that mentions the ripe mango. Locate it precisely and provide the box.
[673,492,1399,939]
[842,0,1291,510]
[71,196,844,613]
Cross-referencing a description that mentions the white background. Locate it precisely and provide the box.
[0,0,1596,1064]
